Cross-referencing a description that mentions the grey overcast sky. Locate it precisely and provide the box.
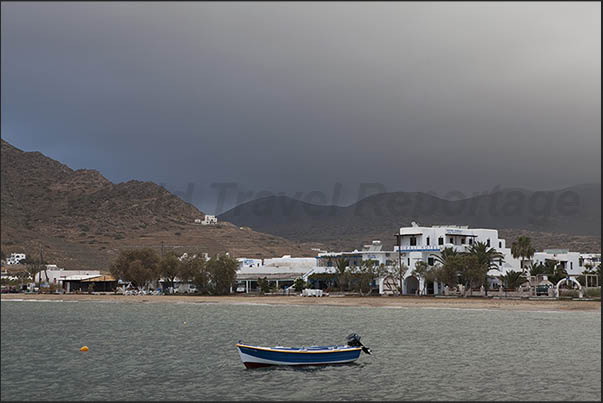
[1,2,601,213]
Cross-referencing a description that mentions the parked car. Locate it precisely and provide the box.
[535,284,551,296]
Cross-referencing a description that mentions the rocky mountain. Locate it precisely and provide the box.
[1,139,318,270]
[219,185,601,252]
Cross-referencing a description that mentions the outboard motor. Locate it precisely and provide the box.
[346,333,371,355]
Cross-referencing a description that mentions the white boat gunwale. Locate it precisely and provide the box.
[236,343,362,354]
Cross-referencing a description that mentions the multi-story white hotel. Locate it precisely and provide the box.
[394,222,521,272]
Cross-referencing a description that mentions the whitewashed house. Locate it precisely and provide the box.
[6,253,26,265]
[238,258,263,269]
[201,215,218,225]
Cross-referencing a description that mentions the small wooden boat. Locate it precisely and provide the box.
[236,333,371,368]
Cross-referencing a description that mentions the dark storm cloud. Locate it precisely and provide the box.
[1,2,600,213]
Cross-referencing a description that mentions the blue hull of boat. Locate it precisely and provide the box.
[236,344,362,368]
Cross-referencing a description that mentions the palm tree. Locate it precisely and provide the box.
[431,247,458,266]
[465,241,504,296]
[466,241,504,270]
[334,258,348,292]
[511,236,535,274]
[528,262,547,276]
[498,270,526,290]
[544,259,567,285]
[430,248,461,291]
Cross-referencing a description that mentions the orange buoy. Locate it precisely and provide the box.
[80,346,89,352]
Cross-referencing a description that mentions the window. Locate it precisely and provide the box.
[570,262,573,270]
[426,237,430,246]
[428,257,434,266]
[499,241,502,248]
[410,236,417,246]
[461,238,466,245]
[487,239,490,247]
[438,237,444,245]
[579,258,583,267]
[468,238,473,245]
[407,258,410,266]
[449,237,454,244]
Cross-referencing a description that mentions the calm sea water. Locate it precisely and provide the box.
[1,300,600,401]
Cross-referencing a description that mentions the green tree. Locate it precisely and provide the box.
[413,261,435,294]
[257,277,271,294]
[511,236,535,273]
[206,254,238,295]
[293,277,306,292]
[498,270,527,289]
[158,252,181,290]
[433,253,465,289]
[465,241,504,295]
[459,255,488,290]
[431,247,459,266]
[334,258,349,292]
[543,259,568,285]
[353,260,382,296]
[466,242,504,270]
[180,253,207,293]
[110,248,160,289]
[383,261,408,295]
[529,262,547,276]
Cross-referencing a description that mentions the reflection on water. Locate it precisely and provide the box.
[1,300,600,401]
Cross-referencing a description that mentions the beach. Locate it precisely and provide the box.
[2,293,600,312]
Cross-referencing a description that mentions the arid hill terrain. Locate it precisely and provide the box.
[219,187,601,253]
[1,139,319,270]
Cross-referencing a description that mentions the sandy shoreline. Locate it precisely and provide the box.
[1,293,600,312]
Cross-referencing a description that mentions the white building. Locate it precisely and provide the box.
[231,223,601,296]
[394,222,521,273]
[263,256,316,269]
[532,250,601,278]
[315,223,601,295]
[6,253,26,265]
[201,215,218,225]
[238,258,263,269]
[315,224,523,295]
[34,267,101,286]
[580,253,601,269]
[236,264,312,293]
[178,252,209,262]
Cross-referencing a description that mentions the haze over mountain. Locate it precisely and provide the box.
[2,3,600,215]
[0,139,318,270]
[219,186,601,252]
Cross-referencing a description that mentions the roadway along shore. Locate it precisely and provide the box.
[1,293,600,312]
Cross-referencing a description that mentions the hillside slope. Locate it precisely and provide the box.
[1,139,318,270]
[219,186,601,252]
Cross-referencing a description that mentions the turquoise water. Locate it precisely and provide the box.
[1,300,601,401]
